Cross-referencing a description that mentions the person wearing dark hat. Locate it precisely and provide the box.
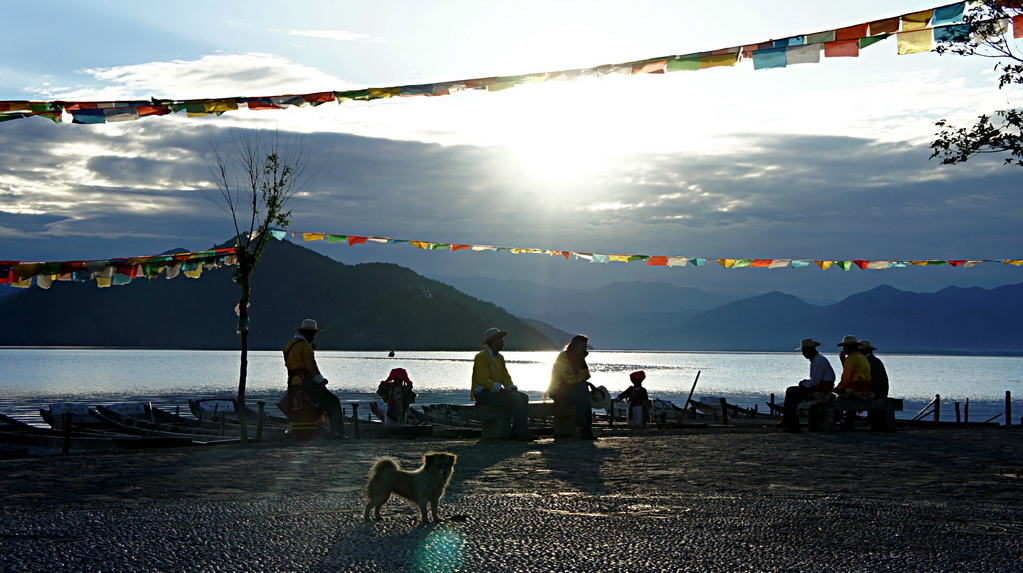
[283,319,346,439]
[617,370,650,429]
[471,327,534,441]
[860,339,890,430]
[779,338,836,433]
[547,334,600,439]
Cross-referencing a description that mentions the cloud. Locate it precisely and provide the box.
[35,53,358,101]
[286,29,375,42]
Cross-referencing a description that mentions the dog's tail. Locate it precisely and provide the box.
[368,457,400,482]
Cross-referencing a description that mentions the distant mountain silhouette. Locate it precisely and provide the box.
[0,239,556,351]
[640,284,1023,354]
[434,277,760,316]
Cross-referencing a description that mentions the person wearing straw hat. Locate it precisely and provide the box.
[778,338,836,433]
[548,334,600,440]
[283,318,346,439]
[471,327,535,441]
[835,335,871,396]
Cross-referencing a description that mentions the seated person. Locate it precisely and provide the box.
[617,370,650,429]
[471,327,535,441]
[779,338,835,433]
[377,367,417,424]
[547,334,599,440]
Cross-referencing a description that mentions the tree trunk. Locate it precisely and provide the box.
[237,273,250,446]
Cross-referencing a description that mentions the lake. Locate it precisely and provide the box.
[1,348,1020,426]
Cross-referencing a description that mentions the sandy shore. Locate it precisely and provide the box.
[1,424,1021,572]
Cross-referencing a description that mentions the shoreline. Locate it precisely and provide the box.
[1,425,1021,571]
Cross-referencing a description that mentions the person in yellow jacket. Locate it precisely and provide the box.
[284,318,345,439]
[835,334,872,431]
[547,334,599,440]
[471,327,535,441]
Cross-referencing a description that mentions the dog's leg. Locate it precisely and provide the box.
[417,499,430,524]
[429,497,441,522]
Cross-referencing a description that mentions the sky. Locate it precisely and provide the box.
[1,0,1021,301]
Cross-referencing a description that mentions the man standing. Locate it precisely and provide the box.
[780,338,836,433]
[284,319,346,439]
[471,327,534,441]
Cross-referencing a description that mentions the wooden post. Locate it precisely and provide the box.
[608,399,615,428]
[719,397,729,425]
[954,402,961,424]
[351,403,360,439]
[256,401,265,443]
[62,411,72,455]
[770,394,776,417]
[933,394,940,423]
[1006,391,1012,427]
[684,371,701,419]
[965,398,970,423]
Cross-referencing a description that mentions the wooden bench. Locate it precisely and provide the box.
[806,397,903,432]
[443,402,556,439]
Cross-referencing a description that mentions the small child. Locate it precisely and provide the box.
[617,370,650,429]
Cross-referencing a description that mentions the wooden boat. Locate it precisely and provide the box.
[90,405,243,445]
[1,412,191,456]
[188,398,290,427]
[96,403,262,439]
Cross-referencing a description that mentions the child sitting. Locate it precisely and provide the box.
[617,370,650,429]
[376,368,417,424]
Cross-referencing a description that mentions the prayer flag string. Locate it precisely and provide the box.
[2,227,1019,289]
[1,3,1010,126]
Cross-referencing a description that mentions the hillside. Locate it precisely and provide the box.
[641,283,1023,354]
[0,239,556,351]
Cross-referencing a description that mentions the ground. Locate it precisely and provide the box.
[1,425,1021,572]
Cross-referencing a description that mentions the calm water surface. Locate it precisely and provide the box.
[1,348,1020,426]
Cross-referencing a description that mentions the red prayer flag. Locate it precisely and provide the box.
[246,100,282,110]
[302,92,336,103]
[948,260,967,267]
[450,244,471,251]
[646,256,668,266]
[825,39,859,57]
[868,18,900,35]
[853,260,870,270]
[1014,15,1023,38]
[347,236,368,246]
[750,259,773,268]
[835,24,868,41]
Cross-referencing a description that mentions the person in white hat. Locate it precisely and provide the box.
[778,338,836,433]
[283,319,345,439]
[835,335,871,396]
[471,327,535,441]
[547,334,600,440]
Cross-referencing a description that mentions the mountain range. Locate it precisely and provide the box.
[0,240,557,351]
[1,240,1019,355]
[436,276,1022,355]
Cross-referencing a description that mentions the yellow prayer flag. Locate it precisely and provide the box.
[303,233,325,242]
[410,241,432,250]
[204,100,239,113]
[814,260,833,270]
[700,53,738,69]
[1004,260,1023,266]
[901,10,932,31]
[897,30,932,54]
[717,259,736,268]
[609,255,631,262]
[184,267,203,278]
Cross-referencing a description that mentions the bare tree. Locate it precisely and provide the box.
[931,1,1023,167]
[202,130,311,444]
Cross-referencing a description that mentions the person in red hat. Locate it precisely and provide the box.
[617,370,650,429]
[377,367,417,424]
